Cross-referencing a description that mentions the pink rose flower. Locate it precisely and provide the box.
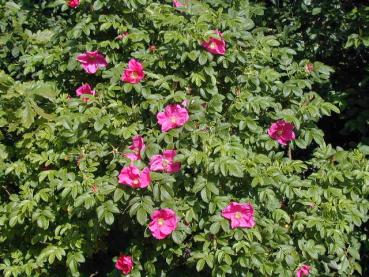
[124,135,145,161]
[221,202,255,229]
[173,0,184,7]
[118,165,151,189]
[148,208,179,240]
[75,84,96,102]
[115,255,133,275]
[202,30,226,55]
[121,59,144,84]
[268,120,296,145]
[67,0,80,8]
[76,51,108,74]
[157,104,189,132]
[149,150,181,173]
[296,265,311,277]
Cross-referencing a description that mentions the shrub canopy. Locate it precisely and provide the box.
[0,0,368,276]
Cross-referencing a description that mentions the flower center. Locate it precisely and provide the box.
[131,72,138,79]
[170,117,177,123]
[158,218,165,226]
[235,212,242,219]
[132,179,139,185]
[277,130,283,136]
[210,42,216,49]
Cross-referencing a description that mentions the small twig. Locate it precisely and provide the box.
[89,272,98,277]
[2,186,10,196]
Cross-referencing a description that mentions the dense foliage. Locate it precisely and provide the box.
[0,0,368,276]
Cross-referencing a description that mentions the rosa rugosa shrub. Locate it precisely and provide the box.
[0,1,368,276]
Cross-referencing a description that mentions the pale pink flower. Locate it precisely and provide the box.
[76,51,108,74]
[115,255,133,275]
[149,150,181,173]
[124,135,145,161]
[75,84,96,102]
[157,104,189,132]
[121,59,144,84]
[173,0,184,7]
[296,265,311,277]
[148,208,179,239]
[118,165,151,189]
[202,30,226,55]
[221,202,255,229]
[68,0,80,8]
[268,120,296,145]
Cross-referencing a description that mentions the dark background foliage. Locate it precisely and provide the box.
[257,0,369,147]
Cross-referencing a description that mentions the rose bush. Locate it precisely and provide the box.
[0,0,368,276]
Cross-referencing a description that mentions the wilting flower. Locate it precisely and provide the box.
[76,51,108,74]
[157,104,189,132]
[115,255,133,275]
[115,32,129,40]
[149,150,181,173]
[173,0,184,7]
[305,63,314,73]
[124,135,145,161]
[221,202,255,229]
[148,45,157,52]
[67,0,80,8]
[148,208,179,239]
[268,120,296,145]
[202,30,226,55]
[118,165,151,189]
[121,59,144,84]
[296,265,311,277]
[75,84,96,102]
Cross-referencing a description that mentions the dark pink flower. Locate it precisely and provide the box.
[115,255,133,275]
[268,120,296,145]
[149,150,181,173]
[148,208,179,239]
[75,84,96,102]
[296,265,311,277]
[67,0,80,8]
[76,51,107,74]
[118,165,151,189]
[157,104,189,132]
[124,135,145,161]
[173,0,184,7]
[221,202,255,229]
[121,59,144,84]
[202,30,226,55]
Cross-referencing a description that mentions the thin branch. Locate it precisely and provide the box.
[287,144,292,160]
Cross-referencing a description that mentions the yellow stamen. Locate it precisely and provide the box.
[235,212,241,219]
[158,218,164,226]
